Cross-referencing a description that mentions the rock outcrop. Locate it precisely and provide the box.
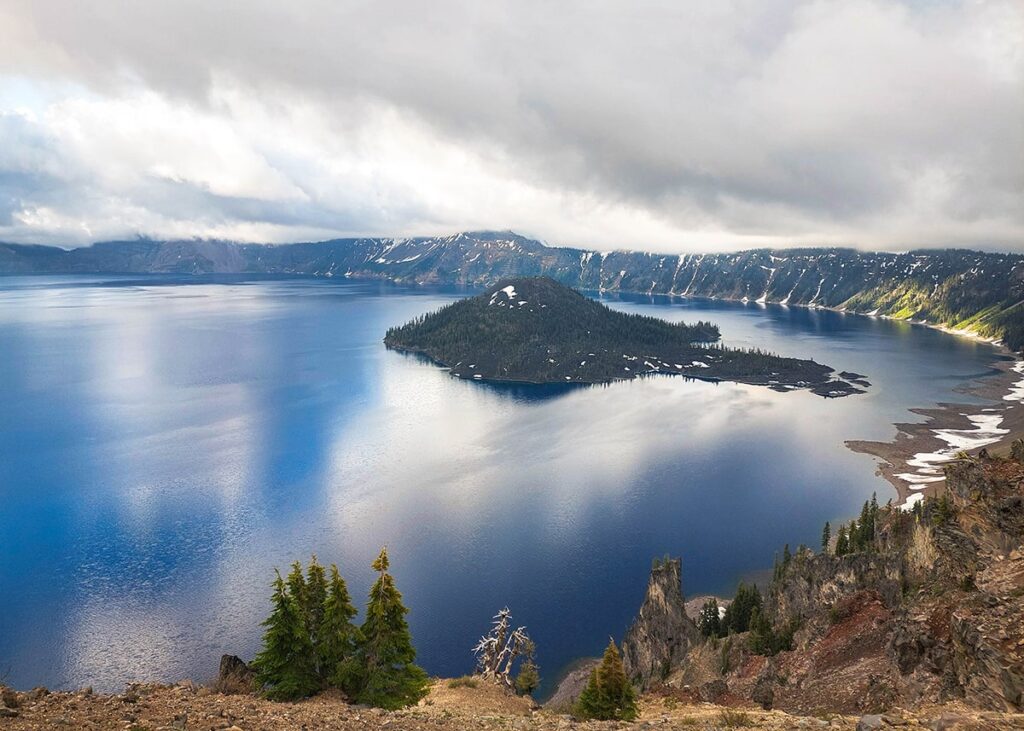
[621,557,699,688]
[214,655,255,695]
[630,443,1024,715]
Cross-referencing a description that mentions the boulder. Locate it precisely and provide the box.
[0,686,20,708]
[698,679,728,703]
[752,672,775,710]
[856,715,885,731]
[214,655,255,695]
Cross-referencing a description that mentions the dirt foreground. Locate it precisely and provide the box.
[3,680,1023,731]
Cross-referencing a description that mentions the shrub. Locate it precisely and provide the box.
[446,676,479,689]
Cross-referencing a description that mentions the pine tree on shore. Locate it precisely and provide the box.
[354,548,429,709]
[252,571,320,701]
[822,521,831,553]
[305,555,328,676]
[576,639,637,721]
[286,561,309,624]
[321,564,361,693]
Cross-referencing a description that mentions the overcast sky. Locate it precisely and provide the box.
[0,1,1021,253]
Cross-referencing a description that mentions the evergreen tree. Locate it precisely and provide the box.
[575,639,637,721]
[835,525,849,556]
[252,571,320,701]
[747,607,773,655]
[577,668,604,719]
[305,555,328,672]
[932,493,955,526]
[514,655,540,697]
[782,544,792,567]
[722,583,762,634]
[354,548,429,709]
[697,598,721,638]
[821,521,831,553]
[286,561,309,623]
[859,500,874,548]
[321,564,361,693]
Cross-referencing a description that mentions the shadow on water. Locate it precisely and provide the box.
[387,347,590,403]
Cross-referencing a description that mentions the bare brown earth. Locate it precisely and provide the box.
[848,355,1024,504]
[3,680,1022,730]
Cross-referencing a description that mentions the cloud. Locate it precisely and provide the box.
[0,0,1021,252]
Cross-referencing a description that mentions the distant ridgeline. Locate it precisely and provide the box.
[3,231,1022,349]
[385,277,864,397]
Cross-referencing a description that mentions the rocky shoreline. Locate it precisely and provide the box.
[848,355,1024,508]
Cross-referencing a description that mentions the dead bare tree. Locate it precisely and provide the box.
[472,607,535,688]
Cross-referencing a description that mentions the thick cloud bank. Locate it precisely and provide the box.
[0,0,1021,252]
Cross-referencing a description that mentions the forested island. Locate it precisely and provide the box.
[384,277,864,397]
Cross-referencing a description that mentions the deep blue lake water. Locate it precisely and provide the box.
[0,274,1009,695]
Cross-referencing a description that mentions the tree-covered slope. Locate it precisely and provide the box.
[385,277,861,396]
[3,233,1022,349]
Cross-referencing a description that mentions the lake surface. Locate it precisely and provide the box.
[0,274,1010,695]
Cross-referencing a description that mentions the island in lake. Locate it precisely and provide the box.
[385,277,865,397]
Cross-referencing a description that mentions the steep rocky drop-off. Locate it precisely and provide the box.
[621,557,700,688]
[601,443,1024,717]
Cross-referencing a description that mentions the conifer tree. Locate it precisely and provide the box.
[252,571,320,701]
[697,598,721,638]
[747,607,773,655]
[577,668,604,718]
[514,643,540,697]
[354,548,429,709]
[859,500,874,548]
[286,561,309,622]
[305,555,328,673]
[932,493,955,525]
[575,639,637,721]
[835,525,849,556]
[722,582,762,634]
[321,564,361,693]
[821,521,831,553]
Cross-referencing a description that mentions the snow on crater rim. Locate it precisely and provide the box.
[489,282,520,303]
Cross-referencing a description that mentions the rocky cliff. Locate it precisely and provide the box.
[621,557,699,687]
[614,445,1024,716]
[3,232,1023,349]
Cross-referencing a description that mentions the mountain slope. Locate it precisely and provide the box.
[3,232,1023,349]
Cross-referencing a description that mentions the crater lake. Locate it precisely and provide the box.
[0,274,1012,695]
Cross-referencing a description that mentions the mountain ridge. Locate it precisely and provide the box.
[3,231,1023,349]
